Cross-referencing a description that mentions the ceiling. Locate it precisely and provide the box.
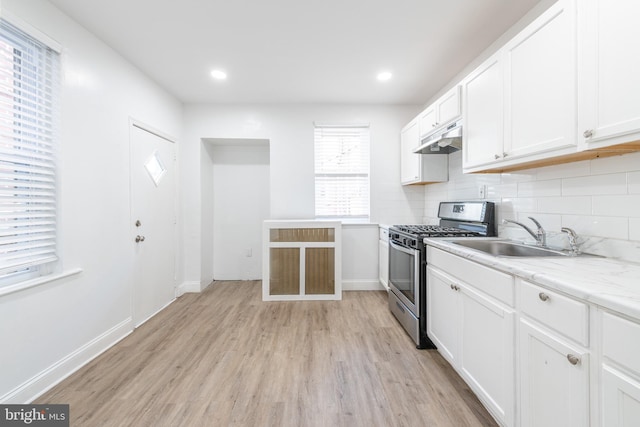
[48,0,543,105]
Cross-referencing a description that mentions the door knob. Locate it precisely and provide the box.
[135,235,145,243]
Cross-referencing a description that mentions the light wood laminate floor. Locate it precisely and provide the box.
[37,281,497,426]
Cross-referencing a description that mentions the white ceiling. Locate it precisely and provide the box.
[48,0,543,105]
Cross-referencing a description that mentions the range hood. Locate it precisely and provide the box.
[413,120,462,155]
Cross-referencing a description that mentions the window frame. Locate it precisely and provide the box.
[313,123,371,222]
[0,13,62,288]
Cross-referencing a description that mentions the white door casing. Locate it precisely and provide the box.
[130,123,177,327]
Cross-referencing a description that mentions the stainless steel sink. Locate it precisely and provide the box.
[451,240,580,257]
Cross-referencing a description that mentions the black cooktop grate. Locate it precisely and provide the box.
[391,224,482,238]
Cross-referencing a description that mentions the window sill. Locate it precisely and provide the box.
[341,221,379,227]
[0,268,83,297]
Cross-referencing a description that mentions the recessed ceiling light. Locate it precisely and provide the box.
[210,69,227,80]
[377,71,392,82]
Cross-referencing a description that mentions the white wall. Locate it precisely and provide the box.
[424,151,640,262]
[342,224,381,290]
[0,0,183,402]
[181,104,423,287]
[209,142,270,280]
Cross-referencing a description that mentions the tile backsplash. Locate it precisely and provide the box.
[424,150,640,263]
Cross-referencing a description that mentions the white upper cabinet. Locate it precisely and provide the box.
[400,118,448,185]
[463,0,577,173]
[418,105,438,138]
[503,0,577,159]
[400,118,421,184]
[463,52,504,169]
[578,0,640,150]
[419,85,461,139]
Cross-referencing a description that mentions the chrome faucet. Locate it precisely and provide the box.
[561,227,581,254]
[502,217,547,247]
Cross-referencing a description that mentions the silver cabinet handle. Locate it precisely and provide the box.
[494,154,500,159]
[135,220,142,227]
[450,284,460,291]
[135,235,145,243]
[583,129,593,138]
[503,152,508,157]
[538,292,550,302]
[567,354,580,365]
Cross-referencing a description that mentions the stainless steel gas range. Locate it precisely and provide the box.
[388,201,496,349]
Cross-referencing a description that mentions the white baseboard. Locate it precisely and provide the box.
[1,317,133,404]
[176,281,202,296]
[342,279,385,291]
[134,298,175,328]
[176,279,215,297]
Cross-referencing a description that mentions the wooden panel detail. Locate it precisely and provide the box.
[269,248,300,295]
[270,228,335,242]
[305,248,335,294]
[469,142,640,174]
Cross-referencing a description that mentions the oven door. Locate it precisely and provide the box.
[388,240,420,317]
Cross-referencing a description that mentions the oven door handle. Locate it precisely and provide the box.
[389,240,419,256]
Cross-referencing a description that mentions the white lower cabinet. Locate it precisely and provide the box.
[460,284,515,426]
[427,265,515,426]
[519,318,590,427]
[428,246,640,426]
[427,267,459,363]
[518,279,590,427]
[601,311,640,426]
[602,366,640,426]
[378,227,389,290]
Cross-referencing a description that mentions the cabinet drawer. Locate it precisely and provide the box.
[519,280,588,345]
[427,246,514,306]
[602,311,640,375]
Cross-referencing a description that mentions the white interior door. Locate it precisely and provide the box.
[130,124,176,327]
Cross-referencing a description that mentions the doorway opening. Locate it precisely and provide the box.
[202,138,270,282]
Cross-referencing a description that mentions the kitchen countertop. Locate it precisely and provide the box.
[425,237,640,321]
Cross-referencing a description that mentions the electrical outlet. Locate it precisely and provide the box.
[478,184,487,199]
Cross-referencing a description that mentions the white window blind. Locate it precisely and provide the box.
[314,125,370,219]
[0,18,60,280]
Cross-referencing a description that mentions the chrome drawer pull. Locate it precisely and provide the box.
[538,292,550,302]
[567,354,580,365]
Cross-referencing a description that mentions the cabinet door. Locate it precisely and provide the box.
[503,0,577,159]
[400,119,420,184]
[463,52,504,169]
[578,0,640,149]
[459,285,515,426]
[427,267,459,364]
[602,365,640,426]
[418,106,438,138]
[437,85,461,127]
[378,239,389,290]
[519,318,589,427]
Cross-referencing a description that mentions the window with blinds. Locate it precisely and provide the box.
[314,125,370,220]
[0,18,60,283]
